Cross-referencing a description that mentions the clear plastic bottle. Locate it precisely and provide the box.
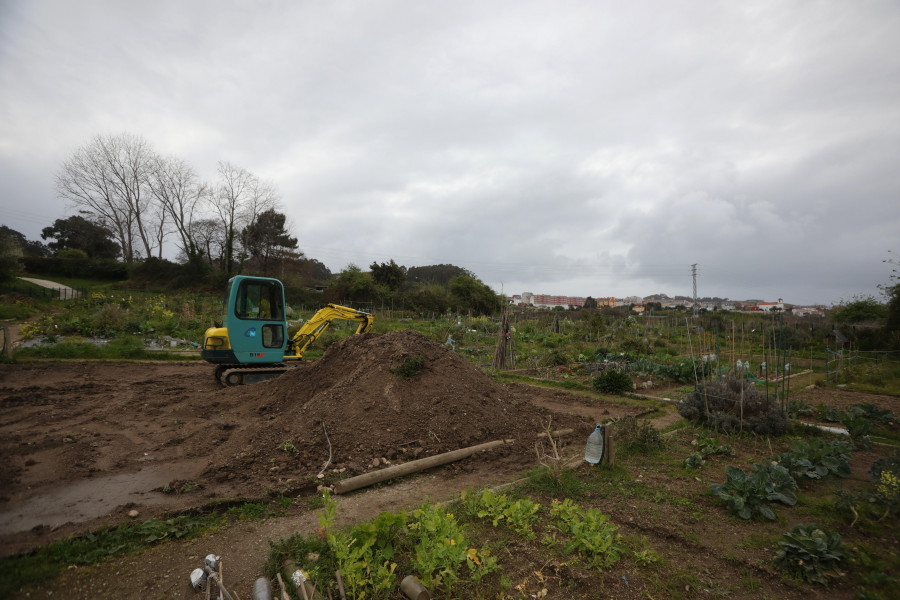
[584,424,605,464]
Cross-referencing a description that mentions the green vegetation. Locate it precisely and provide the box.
[544,498,626,571]
[678,378,788,435]
[709,463,798,521]
[591,369,633,394]
[462,489,542,540]
[14,336,196,360]
[0,498,296,598]
[776,438,853,480]
[835,454,900,526]
[390,352,427,377]
[774,524,845,585]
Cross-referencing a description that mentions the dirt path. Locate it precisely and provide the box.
[16,457,542,600]
[16,277,82,299]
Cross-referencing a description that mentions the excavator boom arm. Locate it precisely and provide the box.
[285,303,373,359]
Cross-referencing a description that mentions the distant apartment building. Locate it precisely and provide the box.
[533,294,586,308]
[597,297,616,307]
[512,293,588,309]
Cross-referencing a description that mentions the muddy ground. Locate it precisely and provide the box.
[3,331,897,599]
[0,331,646,559]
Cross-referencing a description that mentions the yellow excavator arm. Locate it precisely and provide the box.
[284,303,373,360]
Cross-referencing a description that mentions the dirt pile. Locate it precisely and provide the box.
[206,330,585,487]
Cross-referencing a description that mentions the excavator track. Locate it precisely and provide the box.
[215,364,291,387]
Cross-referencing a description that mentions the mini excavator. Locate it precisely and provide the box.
[201,275,373,385]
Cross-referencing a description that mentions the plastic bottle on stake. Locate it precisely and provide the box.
[584,425,605,464]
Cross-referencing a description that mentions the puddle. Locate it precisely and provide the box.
[0,462,201,535]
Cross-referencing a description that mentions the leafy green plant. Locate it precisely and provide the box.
[866,455,900,520]
[592,370,633,394]
[774,524,844,585]
[709,463,798,520]
[462,489,541,540]
[776,438,852,480]
[632,536,662,566]
[788,399,817,418]
[840,407,874,449]
[696,433,734,457]
[279,440,298,454]
[545,499,626,570]
[407,503,495,593]
[683,452,705,469]
[834,455,900,526]
[315,490,405,597]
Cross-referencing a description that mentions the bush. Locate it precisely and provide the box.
[774,524,844,585]
[677,378,787,435]
[592,370,633,394]
[614,416,664,454]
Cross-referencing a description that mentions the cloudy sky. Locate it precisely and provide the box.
[1,1,898,305]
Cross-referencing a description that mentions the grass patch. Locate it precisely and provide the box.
[0,498,292,596]
[523,466,586,498]
[0,513,225,596]
[14,336,198,361]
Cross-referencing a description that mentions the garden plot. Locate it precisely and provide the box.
[2,335,898,599]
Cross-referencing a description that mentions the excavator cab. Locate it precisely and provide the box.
[201,275,288,365]
[201,275,373,385]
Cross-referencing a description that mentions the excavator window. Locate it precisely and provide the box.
[234,279,284,321]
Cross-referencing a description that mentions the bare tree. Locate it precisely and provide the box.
[212,161,279,275]
[148,155,208,261]
[56,133,160,263]
[190,218,224,269]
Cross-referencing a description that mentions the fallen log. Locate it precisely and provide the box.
[334,439,515,494]
[536,428,573,439]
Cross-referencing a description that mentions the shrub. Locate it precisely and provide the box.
[546,348,568,366]
[592,370,633,394]
[677,378,787,435]
[774,524,844,585]
[615,416,664,454]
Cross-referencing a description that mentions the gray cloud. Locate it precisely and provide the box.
[1,0,898,305]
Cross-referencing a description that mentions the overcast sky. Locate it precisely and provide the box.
[1,1,898,305]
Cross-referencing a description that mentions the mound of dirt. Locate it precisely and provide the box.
[205,330,585,487]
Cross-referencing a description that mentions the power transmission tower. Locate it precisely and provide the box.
[691,263,699,318]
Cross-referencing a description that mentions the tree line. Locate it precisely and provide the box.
[0,130,505,315]
[52,132,297,275]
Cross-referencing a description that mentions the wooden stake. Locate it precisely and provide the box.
[336,571,347,600]
[605,425,615,467]
[275,573,292,600]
